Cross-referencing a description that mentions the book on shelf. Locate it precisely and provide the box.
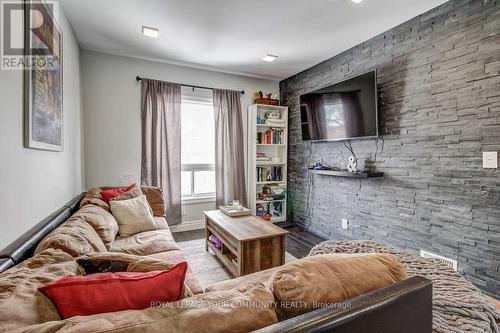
[256,166,282,182]
[256,152,272,161]
[257,129,284,144]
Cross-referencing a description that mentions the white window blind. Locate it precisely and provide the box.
[181,88,216,198]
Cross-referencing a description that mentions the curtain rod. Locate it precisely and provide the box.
[136,76,244,95]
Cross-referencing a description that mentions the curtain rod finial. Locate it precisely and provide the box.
[136,76,142,81]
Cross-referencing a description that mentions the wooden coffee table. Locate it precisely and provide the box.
[204,210,289,277]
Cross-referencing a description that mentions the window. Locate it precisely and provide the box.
[181,89,216,199]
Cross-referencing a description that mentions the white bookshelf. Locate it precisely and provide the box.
[247,104,288,223]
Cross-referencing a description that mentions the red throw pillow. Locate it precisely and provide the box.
[100,183,136,203]
[39,262,188,318]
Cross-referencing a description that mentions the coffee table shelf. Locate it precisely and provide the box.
[207,241,239,277]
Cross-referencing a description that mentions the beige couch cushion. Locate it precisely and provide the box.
[79,188,111,213]
[110,195,157,237]
[153,216,170,229]
[35,218,107,257]
[110,229,179,255]
[270,253,408,319]
[19,285,278,333]
[141,186,166,218]
[0,249,81,332]
[206,267,278,292]
[73,204,119,249]
[81,186,166,218]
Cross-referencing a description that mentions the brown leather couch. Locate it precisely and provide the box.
[0,188,433,332]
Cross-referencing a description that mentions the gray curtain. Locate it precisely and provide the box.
[140,79,182,225]
[213,89,247,207]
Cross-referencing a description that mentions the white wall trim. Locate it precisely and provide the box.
[182,196,216,204]
[170,220,205,233]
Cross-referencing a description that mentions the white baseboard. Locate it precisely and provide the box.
[170,220,205,233]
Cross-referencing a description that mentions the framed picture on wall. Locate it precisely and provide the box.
[24,0,63,151]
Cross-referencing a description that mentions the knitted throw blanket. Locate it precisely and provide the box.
[309,240,500,333]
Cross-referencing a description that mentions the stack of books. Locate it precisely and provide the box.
[257,129,284,144]
[256,152,271,161]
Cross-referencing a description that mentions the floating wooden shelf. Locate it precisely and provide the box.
[309,169,384,178]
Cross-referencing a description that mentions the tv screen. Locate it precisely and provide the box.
[299,70,378,142]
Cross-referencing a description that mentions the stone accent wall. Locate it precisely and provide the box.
[280,0,500,296]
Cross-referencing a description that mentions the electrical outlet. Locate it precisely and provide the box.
[342,218,349,230]
[483,152,498,169]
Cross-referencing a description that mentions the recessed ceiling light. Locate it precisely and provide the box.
[262,54,278,62]
[351,0,363,3]
[142,25,159,38]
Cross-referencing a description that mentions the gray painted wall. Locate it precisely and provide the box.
[0,6,83,249]
[82,50,278,189]
[280,0,500,296]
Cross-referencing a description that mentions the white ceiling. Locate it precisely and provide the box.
[60,0,447,80]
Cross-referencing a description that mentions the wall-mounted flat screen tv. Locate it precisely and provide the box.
[299,70,378,142]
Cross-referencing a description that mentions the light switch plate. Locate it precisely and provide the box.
[342,218,349,230]
[483,152,498,169]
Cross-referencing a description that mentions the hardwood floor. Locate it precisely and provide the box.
[172,225,326,260]
[172,228,205,242]
[282,226,327,258]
